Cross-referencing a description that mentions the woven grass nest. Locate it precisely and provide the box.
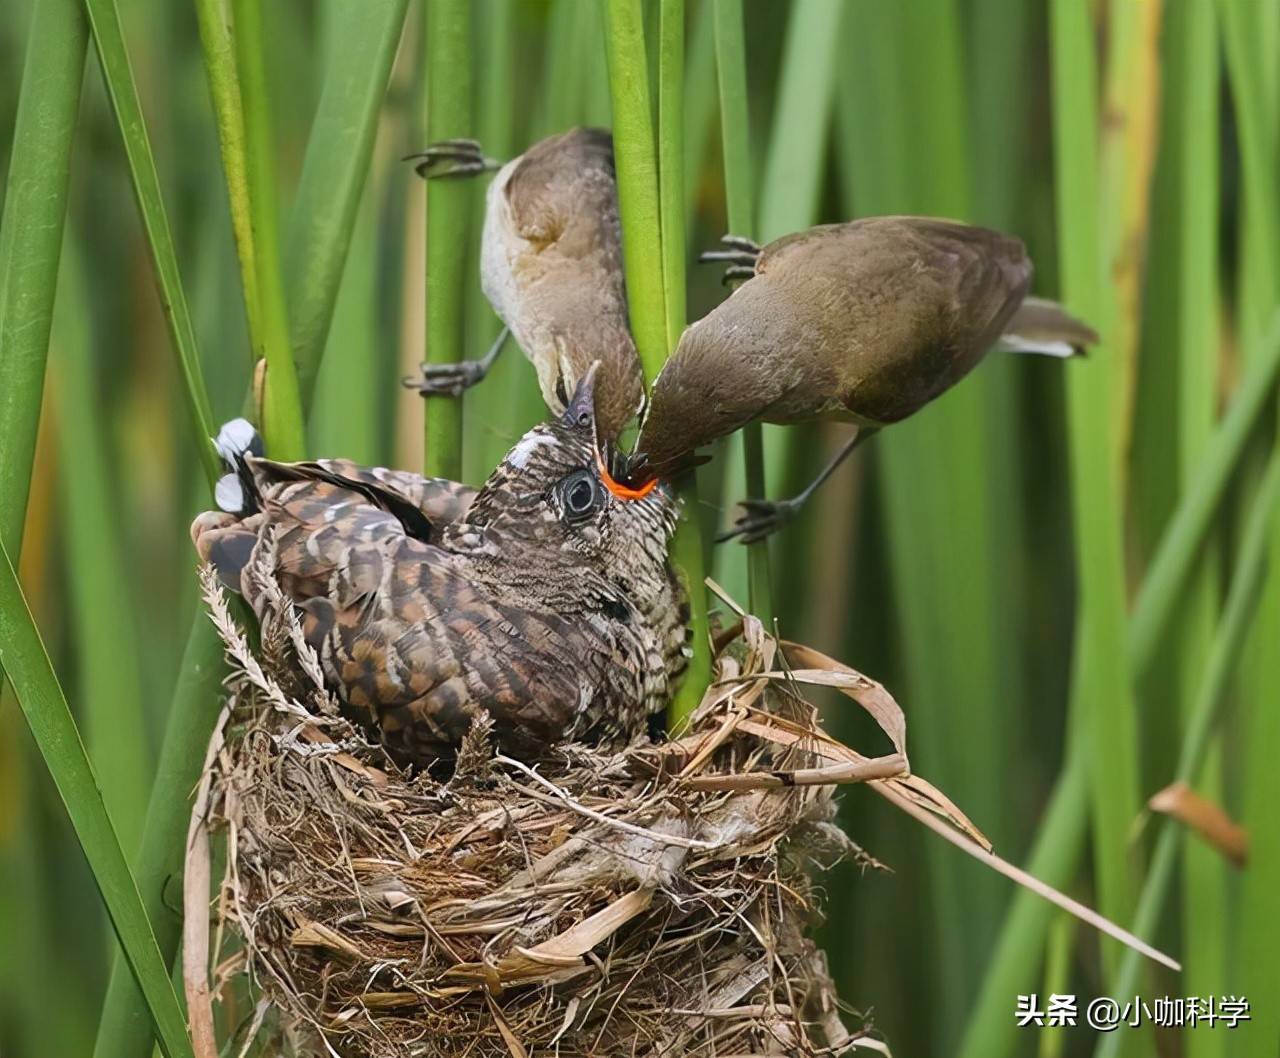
[185,564,991,1058]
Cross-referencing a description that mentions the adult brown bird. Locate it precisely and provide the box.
[629,217,1097,541]
[192,367,685,767]
[405,128,644,439]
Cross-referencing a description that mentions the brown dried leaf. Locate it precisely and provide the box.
[1149,781,1248,867]
[780,639,909,757]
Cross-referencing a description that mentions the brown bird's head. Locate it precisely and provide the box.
[537,334,646,443]
[456,363,679,588]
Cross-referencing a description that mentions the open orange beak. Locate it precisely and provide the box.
[565,360,658,501]
[596,449,658,501]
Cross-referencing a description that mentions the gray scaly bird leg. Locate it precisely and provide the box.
[404,326,511,398]
[404,138,501,179]
[717,425,878,545]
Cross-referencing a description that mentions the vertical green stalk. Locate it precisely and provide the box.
[192,0,261,358]
[682,0,718,227]
[91,619,226,1058]
[0,546,195,1058]
[1097,0,1163,478]
[423,0,472,480]
[1171,7,1225,1055]
[1222,2,1280,1042]
[285,0,409,410]
[0,1,89,1045]
[1219,0,1280,357]
[713,0,771,623]
[605,0,711,728]
[0,0,87,554]
[716,0,840,615]
[233,0,305,459]
[82,0,221,483]
[1050,0,1141,960]
[54,238,152,858]
[601,0,667,379]
[659,0,712,728]
[658,0,686,355]
[462,0,520,483]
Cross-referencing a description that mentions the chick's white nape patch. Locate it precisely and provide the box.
[507,430,551,470]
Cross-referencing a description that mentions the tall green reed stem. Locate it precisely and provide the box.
[1170,7,1226,1052]
[1050,0,1141,958]
[604,0,712,729]
[0,547,195,1058]
[192,0,259,354]
[658,0,712,728]
[602,0,668,379]
[234,0,305,458]
[54,240,151,857]
[82,0,221,484]
[91,622,226,1058]
[423,0,472,480]
[0,4,89,1044]
[0,0,87,553]
[286,0,409,409]
[712,0,771,623]
[1222,1,1280,1037]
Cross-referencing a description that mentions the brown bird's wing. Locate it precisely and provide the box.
[193,466,584,763]
[249,457,477,542]
[637,216,1031,473]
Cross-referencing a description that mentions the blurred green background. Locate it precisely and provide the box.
[2,0,1279,1055]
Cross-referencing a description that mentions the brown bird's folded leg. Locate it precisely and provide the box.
[403,326,511,398]
[699,233,762,285]
[404,137,501,179]
[718,425,878,545]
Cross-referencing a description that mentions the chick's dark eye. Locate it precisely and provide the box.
[558,469,604,523]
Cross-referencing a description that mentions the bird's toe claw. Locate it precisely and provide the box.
[698,234,762,285]
[405,139,499,179]
[716,498,798,545]
[403,361,487,398]
[719,233,762,254]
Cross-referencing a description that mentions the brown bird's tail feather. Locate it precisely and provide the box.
[997,296,1098,358]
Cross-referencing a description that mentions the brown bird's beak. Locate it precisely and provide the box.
[560,360,602,433]
[563,361,657,501]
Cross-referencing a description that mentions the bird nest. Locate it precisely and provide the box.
[185,565,990,1058]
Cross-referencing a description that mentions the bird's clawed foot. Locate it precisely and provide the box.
[717,496,801,545]
[403,327,510,398]
[405,138,500,179]
[699,234,762,285]
[403,359,490,398]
